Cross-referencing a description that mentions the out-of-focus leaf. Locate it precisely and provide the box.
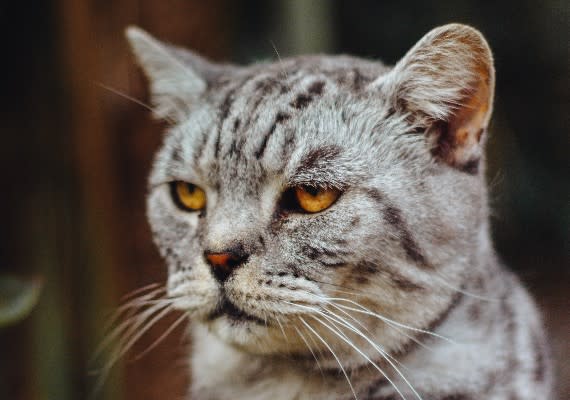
[0,275,43,328]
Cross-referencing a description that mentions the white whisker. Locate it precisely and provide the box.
[120,282,163,302]
[318,309,422,400]
[94,299,172,363]
[310,314,407,400]
[97,82,155,112]
[299,317,359,400]
[102,287,166,333]
[288,301,409,399]
[131,311,187,361]
[293,325,325,378]
[432,274,499,302]
[325,297,457,344]
[326,301,438,357]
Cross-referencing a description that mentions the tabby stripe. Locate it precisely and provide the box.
[193,127,211,163]
[308,80,325,95]
[383,204,431,268]
[242,77,284,132]
[353,261,423,292]
[351,68,368,91]
[255,112,290,159]
[214,89,234,159]
[171,144,183,163]
[365,188,432,269]
[215,75,253,159]
[289,80,326,110]
[295,145,342,175]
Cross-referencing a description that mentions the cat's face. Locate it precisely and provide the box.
[128,24,494,359]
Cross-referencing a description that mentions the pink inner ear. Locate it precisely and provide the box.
[434,67,492,174]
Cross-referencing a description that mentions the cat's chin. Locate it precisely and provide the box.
[204,317,306,355]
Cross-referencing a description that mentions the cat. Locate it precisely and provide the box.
[125,23,553,399]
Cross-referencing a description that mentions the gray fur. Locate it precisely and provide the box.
[127,24,553,399]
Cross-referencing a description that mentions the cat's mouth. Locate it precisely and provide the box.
[208,298,266,325]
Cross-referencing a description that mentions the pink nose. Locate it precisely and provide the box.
[204,250,249,283]
[205,253,233,268]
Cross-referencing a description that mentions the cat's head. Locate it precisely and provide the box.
[127,24,494,359]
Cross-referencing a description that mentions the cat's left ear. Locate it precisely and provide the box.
[126,26,231,122]
[372,24,495,173]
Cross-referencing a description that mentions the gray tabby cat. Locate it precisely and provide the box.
[125,24,553,399]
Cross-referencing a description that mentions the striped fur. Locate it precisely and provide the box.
[127,24,553,399]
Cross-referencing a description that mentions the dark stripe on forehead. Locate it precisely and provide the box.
[255,111,290,159]
[290,93,312,109]
[171,144,183,163]
[290,80,326,110]
[295,145,342,176]
[242,76,287,133]
[214,75,253,159]
[192,125,211,164]
[308,80,325,95]
[214,91,233,159]
[233,117,241,133]
[366,188,433,269]
[350,68,370,91]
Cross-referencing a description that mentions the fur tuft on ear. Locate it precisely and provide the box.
[374,23,495,173]
[125,26,207,122]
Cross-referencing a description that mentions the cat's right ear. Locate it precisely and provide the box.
[125,26,208,122]
[371,24,495,174]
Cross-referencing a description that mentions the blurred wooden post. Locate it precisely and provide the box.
[55,1,229,399]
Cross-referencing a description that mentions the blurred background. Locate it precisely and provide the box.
[0,0,567,399]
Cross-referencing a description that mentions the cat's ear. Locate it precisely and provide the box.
[125,26,212,121]
[374,23,495,173]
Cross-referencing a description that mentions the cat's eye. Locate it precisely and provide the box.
[293,185,340,213]
[170,181,206,211]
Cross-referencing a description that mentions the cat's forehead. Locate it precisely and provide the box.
[156,57,394,191]
[210,54,389,100]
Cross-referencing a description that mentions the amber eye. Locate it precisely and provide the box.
[294,185,340,213]
[170,181,206,211]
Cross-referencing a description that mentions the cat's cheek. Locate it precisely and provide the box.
[146,188,223,318]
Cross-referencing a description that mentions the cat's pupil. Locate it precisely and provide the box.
[304,186,319,197]
[185,183,196,193]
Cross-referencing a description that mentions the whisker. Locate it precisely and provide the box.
[95,82,177,125]
[293,325,325,378]
[269,40,289,82]
[310,314,407,400]
[324,302,422,368]
[96,82,155,112]
[93,299,172,364]
[326,301,438,357]
[289,301,407,399]
[275,316,289,341]
[325,297,457,344]
[432,274,499,302]
[299,317,359,400]
[102,287,166,332]
[131,311,188,361]
[120,282,163,302]
[317,309,421,400]
[100,303,174,380]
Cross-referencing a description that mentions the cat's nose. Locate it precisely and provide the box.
[204,247,249,283]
